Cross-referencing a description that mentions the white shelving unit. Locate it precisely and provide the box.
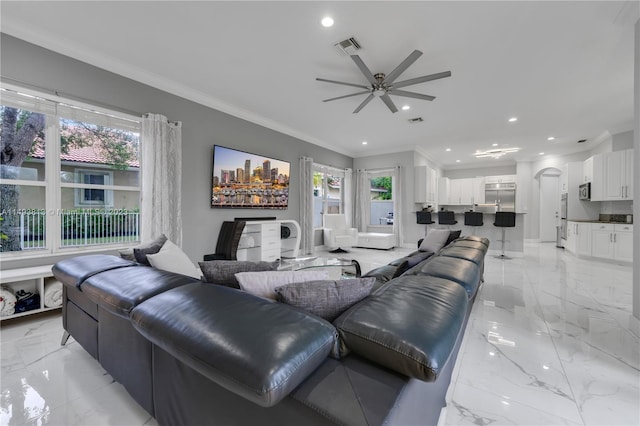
[1,265,59,320]
[236,220,301,262]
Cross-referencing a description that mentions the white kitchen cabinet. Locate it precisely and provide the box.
[613,224,633,262]
[591,223,615,259]
[590,223,633,261]
[414,165,437,205]
[449,178,474,205]
[473,177,485,204]
[438,177,450,205]
[565,222,591,256]
[565,221,577,253]
[599,149,633,201]
[590,154,605,201]
[575,223,592,256]
[485,175,516,184]
[583,156,593,183]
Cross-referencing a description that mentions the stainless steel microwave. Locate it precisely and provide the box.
[579,183,591,200]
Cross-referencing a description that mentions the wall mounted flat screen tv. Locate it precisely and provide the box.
[211,145,290,209]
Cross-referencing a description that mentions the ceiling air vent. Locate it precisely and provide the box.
[408,117,424,123]
[334,37,362,56]
[577,139,587,143]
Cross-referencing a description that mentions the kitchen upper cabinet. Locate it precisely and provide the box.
[438,177,450,205]
[449,178,474,205]
[414,165,437,205]
[473,177,485,204]
[583,156,593,183]
[485,175,516,184]
[592,149,634,201]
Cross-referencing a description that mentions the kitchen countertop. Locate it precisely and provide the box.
[567,219,633,224]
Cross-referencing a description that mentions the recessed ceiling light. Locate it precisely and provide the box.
[321,17,334,27]
[492,143,498,147]
[401,105,410,111]
[445,148,451,152]
[508,117,518,122]
[362,141,368,145]
[539,152,545,155]
[547,136,555,141]
[456,160,461,163]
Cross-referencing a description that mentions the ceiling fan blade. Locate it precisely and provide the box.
[383,50,423,84]
[323,91,371,102]
[380,94,398,113]
[350,55,378,85]
[316,78,370,90]
[353,94,375,113]
[392,71,452,89]
[390,90,435,101]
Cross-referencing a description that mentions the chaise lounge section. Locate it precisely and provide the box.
[53,234,489,425]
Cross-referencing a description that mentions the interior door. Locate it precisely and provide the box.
[539,174,560,242]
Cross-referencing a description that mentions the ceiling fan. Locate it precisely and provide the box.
[316,50,451,113]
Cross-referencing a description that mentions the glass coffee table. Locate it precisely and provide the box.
[279,256,361,279]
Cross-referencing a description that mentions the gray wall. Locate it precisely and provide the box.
[443,165,517,179]
[0,34,352,265]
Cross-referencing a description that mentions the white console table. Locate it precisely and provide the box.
[236,220,301,262]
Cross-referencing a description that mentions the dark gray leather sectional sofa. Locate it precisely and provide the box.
[53,235,489,425]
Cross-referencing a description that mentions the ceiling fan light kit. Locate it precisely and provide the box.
[317,49,451,114]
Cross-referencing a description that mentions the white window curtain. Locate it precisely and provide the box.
[392,165,403,247]
[354,169,370,231]
[299,156,314,255]
[342,168,353,227]
[141,113,182,245]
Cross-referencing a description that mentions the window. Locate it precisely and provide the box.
[313,165,345,228]
[0,86,141,255]
[369,175,394,226]
[74,170,114,207]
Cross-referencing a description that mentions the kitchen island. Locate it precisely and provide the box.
[418,212,525,256]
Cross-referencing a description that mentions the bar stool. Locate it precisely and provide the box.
[416,211,435,235]
[493,212,516,259]
[464,212,484,235]
[438,211,458,229]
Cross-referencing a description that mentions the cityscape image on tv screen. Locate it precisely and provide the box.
[211,145,290,209]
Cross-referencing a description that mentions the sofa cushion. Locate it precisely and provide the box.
[235,270,330,300]
[81,266,199,318]
[389,250,434,272]
[274,277,375,321]
[133,234,168,266]
[408,256,480,298]
[418,229,450,252]
[439,246,485,266]
[52,254,137,288]
[130,283,337,407]
[198,260,279,288]
[147,240,201,279]
[447,239,489,253]
[334,275,468,382]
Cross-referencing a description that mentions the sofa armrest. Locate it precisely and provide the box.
[131,283,337,407]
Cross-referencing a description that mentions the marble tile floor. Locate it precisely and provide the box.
[0,242,637,425]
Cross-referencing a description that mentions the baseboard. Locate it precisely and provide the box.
[525,238,541,243]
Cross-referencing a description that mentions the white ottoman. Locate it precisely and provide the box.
[356,232,395,250]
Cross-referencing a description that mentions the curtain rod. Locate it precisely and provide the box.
[1,75,144,119]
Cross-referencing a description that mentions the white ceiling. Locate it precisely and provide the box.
[1,1,638,168]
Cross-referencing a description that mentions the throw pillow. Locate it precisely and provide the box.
[445,230,462,246]
[274,277,375,322]
[199,260,279,288]
[118,248,135,261]
[235,270,329,300]
[146,240,201,279]
[418,229,450,253]
[133,234,168,266]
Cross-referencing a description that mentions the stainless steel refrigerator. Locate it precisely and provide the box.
[485,183,516,212]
